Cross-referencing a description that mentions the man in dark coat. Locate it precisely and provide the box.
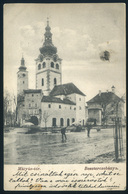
[86,122,92,137]
[86,118,96,137]
[61,127,67,142]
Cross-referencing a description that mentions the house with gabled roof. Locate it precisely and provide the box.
[87,86,125,125]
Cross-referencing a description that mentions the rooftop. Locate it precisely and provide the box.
[24,89,42,94]
[50,83,85,97]
[41,95,76,105]
[87,92,123,104]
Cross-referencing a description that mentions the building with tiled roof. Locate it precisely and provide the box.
[87,86,125,125]
[24,89,42,94]
[42,95,76,105]
[50,83,85,97]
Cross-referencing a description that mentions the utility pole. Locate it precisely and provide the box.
[114,99,124,161]
[115,102,119,161]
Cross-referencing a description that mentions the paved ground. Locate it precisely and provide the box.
[4,127,126,164]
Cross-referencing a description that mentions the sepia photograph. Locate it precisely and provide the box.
[4,3,126,164]
[4,3,126,191]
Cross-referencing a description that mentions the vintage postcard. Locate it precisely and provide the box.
[4,3,126,191]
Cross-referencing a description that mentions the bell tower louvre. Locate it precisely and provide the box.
[35,18,62,95]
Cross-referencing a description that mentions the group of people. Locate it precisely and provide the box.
[61,120,94,142]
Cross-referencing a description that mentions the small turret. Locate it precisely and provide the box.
[19,57,27,71]
[17,56,28,96]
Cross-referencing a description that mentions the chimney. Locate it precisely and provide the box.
[111,86,115,93]
[106,90,109,93]
[99,90,101,96]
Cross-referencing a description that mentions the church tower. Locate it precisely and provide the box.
[35,19,62,95]
[17,57,28,96]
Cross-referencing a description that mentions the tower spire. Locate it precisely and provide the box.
[19,56,27,71]
[47,17,49,26]
[39,18,57,56]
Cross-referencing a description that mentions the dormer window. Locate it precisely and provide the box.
[51,62,54,68]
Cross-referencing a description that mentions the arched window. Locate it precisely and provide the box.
[67,119,70,126]
[51,62,54,68]
[52,118,56,127]
[42,78,44,86]
[56,63,59,69]
[60,118,64,126]
[72,118,75,123]
[38,63,41,70]
[54,78,57,85]
[43,62,46,68]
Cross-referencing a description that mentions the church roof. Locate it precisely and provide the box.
[41,96,76,105]
[87,92,123,104]
[24,89,42,94]
[50,83,86,97]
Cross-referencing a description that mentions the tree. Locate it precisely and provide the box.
[4,90,12,126]
[4,90,17,126]
[13,94,18,123]
[42,111,50,129]
[101,102,113,127]
[101,94,125,127]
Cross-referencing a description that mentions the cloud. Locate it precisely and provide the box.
[52,27,99,62]
[20,25,35,37]
[20,22,125,66]
[20,22,100,63]
[20,22,45,57]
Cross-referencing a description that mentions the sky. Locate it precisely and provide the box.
[4,3,126,101]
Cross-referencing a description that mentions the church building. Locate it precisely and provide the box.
[17,19,86,127]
